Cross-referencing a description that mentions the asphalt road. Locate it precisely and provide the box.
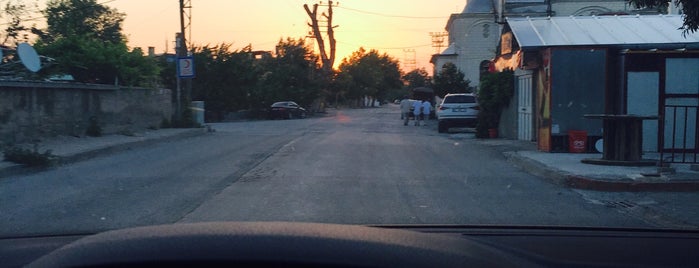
[0,105,654,237]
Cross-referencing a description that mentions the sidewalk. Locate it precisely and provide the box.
[478,139,699,192]
[0,128,207,178]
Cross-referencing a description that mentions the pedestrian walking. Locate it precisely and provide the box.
[399,96,411,126]
[412,98,422,126]
[421,99,432,126]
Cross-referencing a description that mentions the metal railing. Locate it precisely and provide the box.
[659,104,699,165]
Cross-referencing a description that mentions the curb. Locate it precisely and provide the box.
[58,128,207,165]
[504,151,699,192]
[0,128,207,179]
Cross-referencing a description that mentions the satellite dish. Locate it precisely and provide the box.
[17,43,41,72]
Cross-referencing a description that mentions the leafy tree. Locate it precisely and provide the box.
[628,0,699,33]
[251,38,321,112]
[329,70,354,105]
[39,0,125,43]
[402,68,431,89]
[1,0,37,45]
[36,34,158,85]
[433,62,470,97]
[118,47,160,87]
[476,70,514,138]
[35,0,158,86]
[337,48,402,106]
[188,44,259,121]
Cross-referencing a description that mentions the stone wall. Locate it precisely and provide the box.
[0,81,172,146]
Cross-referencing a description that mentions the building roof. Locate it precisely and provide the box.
[507,15,699,49]
[440,43,459,55]
[463,0,493,13]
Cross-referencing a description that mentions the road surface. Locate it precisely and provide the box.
[2,105,690,237]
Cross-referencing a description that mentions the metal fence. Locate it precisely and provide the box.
[659,104,699,164]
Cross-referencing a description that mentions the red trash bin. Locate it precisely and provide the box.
[568,130,587,153]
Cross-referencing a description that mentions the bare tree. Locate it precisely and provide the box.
[304,1,336,74]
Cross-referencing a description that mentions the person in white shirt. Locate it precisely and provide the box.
[421,100,432,126]
[412,99,422,126]
[399,96,412,126]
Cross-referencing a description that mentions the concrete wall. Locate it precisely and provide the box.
[552,0,631,16]
[0,81,172,146]
[446,14,500,87]
[499,90,519,140]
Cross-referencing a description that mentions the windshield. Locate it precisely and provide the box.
[444,95,476,104]
[271,102,288,107]
[1,0,698,238]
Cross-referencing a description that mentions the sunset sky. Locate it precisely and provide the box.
[96,0,466,73]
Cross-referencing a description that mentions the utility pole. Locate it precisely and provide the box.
[403,49,417,71]
[176,0,192,123]
[429,32,448,54]
[180,0,192,49]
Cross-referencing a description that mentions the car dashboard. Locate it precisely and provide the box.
[1,222,698,267]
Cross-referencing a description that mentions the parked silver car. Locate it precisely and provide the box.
[436,93,479,133]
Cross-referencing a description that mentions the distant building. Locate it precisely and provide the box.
[431,0,659,87]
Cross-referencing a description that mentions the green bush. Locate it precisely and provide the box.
[3,147,57,167]
[476,69,514,138]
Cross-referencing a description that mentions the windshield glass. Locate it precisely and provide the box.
[444,95,476,103]
[1,0,698,238]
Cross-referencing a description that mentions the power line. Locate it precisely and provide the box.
[337,40,431,50]
[336,6,447,19]
[0,0,119,26]
[403,48,416,70]
[429,32,448,54]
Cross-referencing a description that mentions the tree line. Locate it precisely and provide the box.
[1,0,473,122]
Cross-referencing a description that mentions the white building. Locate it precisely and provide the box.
[431,0,659,87]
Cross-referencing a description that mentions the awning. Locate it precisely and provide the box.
[507,15,699,49]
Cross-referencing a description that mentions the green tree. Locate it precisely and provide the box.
[433,62,470,98]
[36,34,158,85]
[337,48,402,106]
[35,0,158,86]
[476,70,514,138]
[402,68,431,89]
[628,0,699,33]
[329,70,354,105]
[188,44,259,121]
[40,0,125,43]
[250,38,321,113]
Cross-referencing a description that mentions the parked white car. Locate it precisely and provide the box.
[436,93,479,133]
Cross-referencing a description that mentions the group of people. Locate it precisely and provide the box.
[399,96,432,126]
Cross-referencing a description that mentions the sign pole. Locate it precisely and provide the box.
[175,33,183,122]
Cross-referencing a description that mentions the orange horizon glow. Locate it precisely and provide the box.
[35,1,466,74]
